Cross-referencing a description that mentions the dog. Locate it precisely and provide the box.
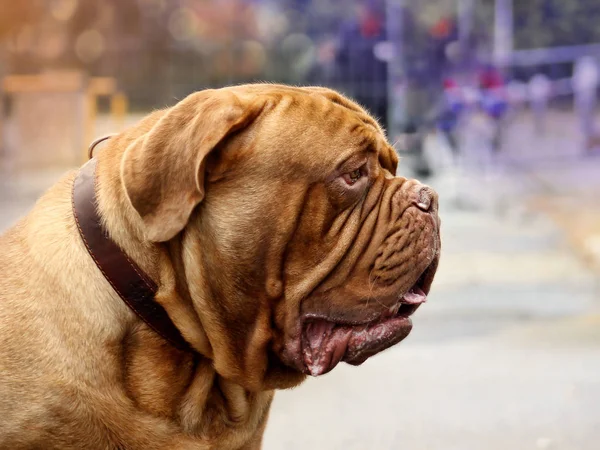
[0,84,440,449]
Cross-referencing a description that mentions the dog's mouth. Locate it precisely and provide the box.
[300,275,428,377]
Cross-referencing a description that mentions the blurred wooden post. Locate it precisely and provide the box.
[110,92,128,132]
[1,71,87,172]
[0,73,129,169]
[84,89,98,162]
[0,43,6,170]
[86,77,128,162]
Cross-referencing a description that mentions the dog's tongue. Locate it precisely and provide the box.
[302,315,413,376]
[302,321,352,377]
[403,287,427,304]
[302,289,426,376]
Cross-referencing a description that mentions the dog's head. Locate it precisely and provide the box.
[118,85,440,389]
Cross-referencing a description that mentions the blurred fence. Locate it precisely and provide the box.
[2,0,600,174]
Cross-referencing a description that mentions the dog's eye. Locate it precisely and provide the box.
[342,168,364,186]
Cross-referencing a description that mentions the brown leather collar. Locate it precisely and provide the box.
[72,158,192,352]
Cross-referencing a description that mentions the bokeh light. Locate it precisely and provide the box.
[50,0,78,22]
[75,29,105,63]
[168,7,199,42]
[281,33,315,77]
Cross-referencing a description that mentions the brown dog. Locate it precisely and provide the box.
[0,84,440,449]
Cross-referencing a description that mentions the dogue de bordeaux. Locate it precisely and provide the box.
[0,84,440,449]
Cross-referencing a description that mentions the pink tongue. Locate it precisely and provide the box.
[402,287,427,304]
[303,321,351,376]
[302,286,426,376]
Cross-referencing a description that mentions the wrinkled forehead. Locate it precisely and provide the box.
[236,85,396,175]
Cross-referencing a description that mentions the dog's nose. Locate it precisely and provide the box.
[413,186,437,212]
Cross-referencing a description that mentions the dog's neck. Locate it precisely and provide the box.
[92,136,306,392]
[92,143,214,358]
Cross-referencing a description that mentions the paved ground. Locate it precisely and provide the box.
[1,111,599,449]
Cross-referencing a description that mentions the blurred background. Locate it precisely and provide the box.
[1,0,599,448]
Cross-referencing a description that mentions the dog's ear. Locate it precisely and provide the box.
[121,89,264,242]
[379,143,399,174]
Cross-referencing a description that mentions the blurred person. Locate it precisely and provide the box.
[393,14,458,179]
[436,76,464,156]
[572,55,599,152]
[335,0,388,131]
[477,64,508,153]
[426,18,462,158]
[528,73,552,134]
[418,76,463,184]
